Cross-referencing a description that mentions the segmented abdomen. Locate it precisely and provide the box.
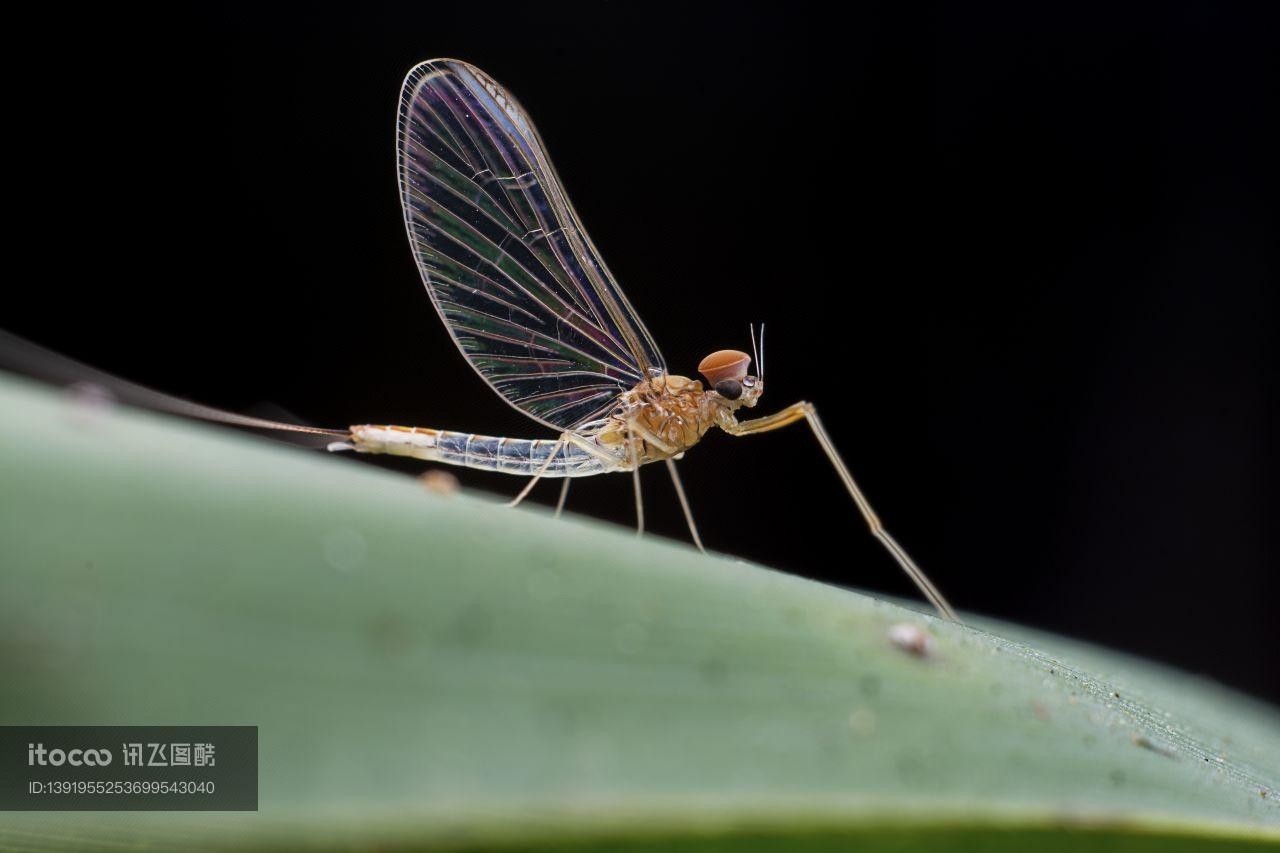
[348,425,612,477]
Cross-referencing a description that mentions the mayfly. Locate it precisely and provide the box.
[2,59,957,621]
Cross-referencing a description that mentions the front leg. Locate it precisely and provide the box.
[724,401,813,435]
[727,402,959,622]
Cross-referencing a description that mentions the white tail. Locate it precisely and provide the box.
[0,330,348,443]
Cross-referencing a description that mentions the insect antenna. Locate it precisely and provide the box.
[752,322,762,381]
[749,323,760,375]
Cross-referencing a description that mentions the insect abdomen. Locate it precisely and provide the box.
[349,425,608,477]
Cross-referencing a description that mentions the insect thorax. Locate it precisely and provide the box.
[595,374,722,462]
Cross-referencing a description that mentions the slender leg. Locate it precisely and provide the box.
[548,431,629,518]
[727,402,959,622]
[554,478,571,518]
[631,420,701,550]
[629,420,678,456]
[665,458,705,553]
[627,422,644,536]
[632,468,644,536]
[507,434,568,509]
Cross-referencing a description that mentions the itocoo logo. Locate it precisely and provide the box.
[27,743,113,766]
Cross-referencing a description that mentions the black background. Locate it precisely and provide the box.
[9,5,1276,702]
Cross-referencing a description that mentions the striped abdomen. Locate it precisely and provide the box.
[348,425,614,477]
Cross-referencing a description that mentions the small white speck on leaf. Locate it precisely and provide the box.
[63,381,115,426]
[888,622,934,658]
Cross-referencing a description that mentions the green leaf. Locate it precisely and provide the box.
[1,373,1276,851]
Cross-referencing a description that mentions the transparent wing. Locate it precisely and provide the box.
[398,59,666,431]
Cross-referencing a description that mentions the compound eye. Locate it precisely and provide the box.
[714,378,743,400]
[698,349,751,385]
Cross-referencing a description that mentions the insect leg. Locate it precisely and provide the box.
[551,431,629,523]
[664,458,705,553]
[506,434,568,509]
[554,479,571,518]
[626,420,702,549]
[627,421,644,536]
[726,402,958,622]
[562,431,626,466]
[633,468,645,536]
[628,420,678,456]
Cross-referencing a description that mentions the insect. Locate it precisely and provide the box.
[2,59,957,621]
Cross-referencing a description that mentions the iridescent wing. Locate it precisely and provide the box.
[398,59,666,431]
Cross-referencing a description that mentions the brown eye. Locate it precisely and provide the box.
[714,379,743,400]
[698,349,752,385]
